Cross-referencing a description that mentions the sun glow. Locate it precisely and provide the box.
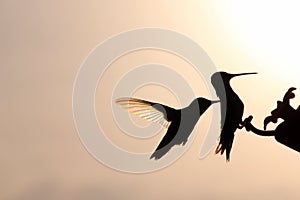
[217,1,300,81]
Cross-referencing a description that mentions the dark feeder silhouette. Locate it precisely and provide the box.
[116,97,219,159]
[212,71,257,161]
[244,87,300,153]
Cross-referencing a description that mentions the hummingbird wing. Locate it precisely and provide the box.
[215,103,243,161]
[150,120,180,160]
[115,97,174,128]
[215,126,235,162]
[116,97,183,159]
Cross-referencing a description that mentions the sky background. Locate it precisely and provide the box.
[2,1,300,200]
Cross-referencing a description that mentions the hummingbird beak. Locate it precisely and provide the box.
[211,100,220,104]
[230,72,257,78]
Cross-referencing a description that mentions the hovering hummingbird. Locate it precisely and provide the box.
[116,97,219,159]
[211,71,257,161]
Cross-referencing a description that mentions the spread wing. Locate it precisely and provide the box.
[150,121,180,159]
[115,98,172,128]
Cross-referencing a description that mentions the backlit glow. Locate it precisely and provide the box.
[217,1,300,80]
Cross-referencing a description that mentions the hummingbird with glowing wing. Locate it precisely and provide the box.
[116,97,219,159]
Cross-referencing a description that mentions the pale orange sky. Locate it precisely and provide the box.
[1,1,300,200]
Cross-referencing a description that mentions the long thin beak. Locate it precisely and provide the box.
[231,72,257,78]
[211,100,220,104]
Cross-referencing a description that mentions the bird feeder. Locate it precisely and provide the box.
[244,87,300,153]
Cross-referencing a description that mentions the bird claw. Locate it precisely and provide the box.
[243,115,253,131]
[237,115,254,131]
[239,115,253,130]
[237,124,244,129]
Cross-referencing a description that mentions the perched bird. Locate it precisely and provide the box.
[116,97,219,159]
[211,71,257,161]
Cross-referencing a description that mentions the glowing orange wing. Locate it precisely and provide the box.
[115,98,171,128]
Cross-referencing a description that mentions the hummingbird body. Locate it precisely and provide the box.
[116,97,218,159]
[212,71,256,161]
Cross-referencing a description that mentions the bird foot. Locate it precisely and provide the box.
[239,115,253,130]
[237,124,244,129]
[243,115,254,131]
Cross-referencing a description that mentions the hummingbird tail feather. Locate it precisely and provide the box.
[215,143,225,155]
[150,147,171,160]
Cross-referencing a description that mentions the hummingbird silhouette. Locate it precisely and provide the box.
[116,97,219,159]
[211,71,257,161]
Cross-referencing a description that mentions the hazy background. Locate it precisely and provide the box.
[2,1,300,199]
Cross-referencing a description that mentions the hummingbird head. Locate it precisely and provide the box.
[213,71,257,83]
[211,71,257,98]
[196,97,220,114]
